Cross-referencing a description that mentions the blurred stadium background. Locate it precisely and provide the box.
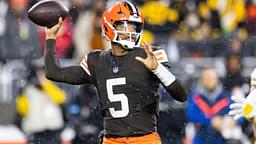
[0,0,256,144]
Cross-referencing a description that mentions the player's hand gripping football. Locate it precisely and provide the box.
[229,89,256,120]
[135,42,159,70]
[46,17,63,40]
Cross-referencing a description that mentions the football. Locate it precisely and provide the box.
[27,0,68,28]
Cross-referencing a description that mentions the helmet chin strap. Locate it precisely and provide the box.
[119,40,136,49]
[111,41,134,51]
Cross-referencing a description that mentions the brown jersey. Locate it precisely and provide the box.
[45,39,186,137]
[80,48,168,136]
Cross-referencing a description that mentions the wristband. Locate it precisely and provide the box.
[152,64,176,86]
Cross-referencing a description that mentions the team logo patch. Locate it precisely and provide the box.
[113,66,119,73]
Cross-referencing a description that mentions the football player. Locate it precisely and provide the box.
[229,68,256,141]
[44,1,187,144]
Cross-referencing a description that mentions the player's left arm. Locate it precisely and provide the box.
[135,42,187,102]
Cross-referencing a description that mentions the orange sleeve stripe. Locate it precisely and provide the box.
[81,61,88,69]
[153,49,165,54]
[157,56,164,61]
[82,59,87,64]
[155,51,168,62]
[154,51,164,56]
[80,63,91,76]
[80,55,91,75]
[82,55,88,64]
[153,50,168,62]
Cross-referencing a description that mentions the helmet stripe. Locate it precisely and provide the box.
[125,1,138,15]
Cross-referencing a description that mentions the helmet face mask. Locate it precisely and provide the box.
[102,1,144,49]
[113,21,143,49]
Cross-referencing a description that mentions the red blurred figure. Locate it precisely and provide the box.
[39,17,73,58]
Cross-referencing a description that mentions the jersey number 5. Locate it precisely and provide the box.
[106,77,129,118]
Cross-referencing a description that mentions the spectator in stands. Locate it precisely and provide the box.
[223,55,253,141]
[139,0,179,45]
[186,67,244,144]
[71,0,109,59]
[0,0,40,62]
[223,54,247,92]
[227,35,244,57]
[39,16,74,58]
[16,65,65,144]
[68,0,91,25]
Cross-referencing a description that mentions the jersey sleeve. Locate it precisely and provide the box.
[79,50,102,85]
[44,39,92,85]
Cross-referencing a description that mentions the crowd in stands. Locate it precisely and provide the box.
[0,0,256,144]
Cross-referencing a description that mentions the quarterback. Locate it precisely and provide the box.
[44,1,187,143]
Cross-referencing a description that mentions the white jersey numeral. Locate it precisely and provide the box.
[106,77,129,118]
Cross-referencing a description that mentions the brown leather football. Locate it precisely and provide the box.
[27,0,68,28]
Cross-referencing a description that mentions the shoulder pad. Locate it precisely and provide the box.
[88,49,103,56]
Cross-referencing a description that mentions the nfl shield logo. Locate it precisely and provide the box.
[113,66,119,73]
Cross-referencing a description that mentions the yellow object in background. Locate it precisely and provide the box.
[243,103,254,118]
[140,1,179,26]
[141,30,154,45]
[199,2,210,19]
[167,8,179,22]
[233,0,246,23]
[41,80,66,105]
[16,95,29,117]
[207,0,217,10]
